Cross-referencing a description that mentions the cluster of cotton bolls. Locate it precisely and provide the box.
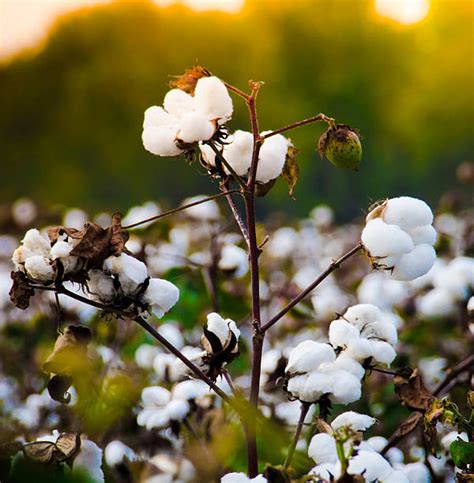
[142,76,233,156]
[362,197,437,281]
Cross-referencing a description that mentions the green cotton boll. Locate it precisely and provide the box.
[318,124,362,170]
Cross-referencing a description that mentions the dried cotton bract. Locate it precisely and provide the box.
[142,76,233,156]
[362,197,436,281]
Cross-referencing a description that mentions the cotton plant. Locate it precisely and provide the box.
[5,66,474,482]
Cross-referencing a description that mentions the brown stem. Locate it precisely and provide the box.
[122,190,239,229]
[261,244,364,332]
[284,402,311,469]
[209,142,247,190]
[222,183,250,248]
[262,113,336,139]
[223,81,250,100]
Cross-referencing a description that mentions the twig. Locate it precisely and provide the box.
[122,190,239,229]
[223,81,250,101]
[222,183,250,248]
[209,142,248,191]
[284,402,311,469]
[433,354,474,396]
[261,244,364,332]
[262,113,336,139]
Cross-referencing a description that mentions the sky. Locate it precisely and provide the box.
[0,0,429,61]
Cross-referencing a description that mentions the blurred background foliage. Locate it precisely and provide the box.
[0,0,472,220]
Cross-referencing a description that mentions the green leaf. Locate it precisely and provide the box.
[450,439,474,470]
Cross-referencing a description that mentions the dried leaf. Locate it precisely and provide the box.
[23,442,55,464]
[394,368,435,412]
[23,433,80,464]
[390,412,423,440]
[169,65,211,94]
[9,271,35,310]
[54,433,81,461]
[315,417,333,435]
[282,146,300,197]
[47,374,73,404]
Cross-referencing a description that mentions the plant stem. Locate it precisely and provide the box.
[262,113,336,139]
[261,244,363,332]
[284,402,310,469]
[122,190,239,229]
[223,81,250,101]
[209,142,248,191]
[222,184,250,248]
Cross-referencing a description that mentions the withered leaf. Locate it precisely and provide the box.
[9,271,35,310]
[43,325,92,375]
[47,226,81,244]
[47,374,73,404]
[54,433,81,461]
[394,368,435,412]
[390,412,423,442]
[23,442,55,464]
[282,146,300,198]
[315,417,333,435]
[169,65,211,94]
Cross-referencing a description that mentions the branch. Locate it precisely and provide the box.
[223,81,250,101]
[284,402,311,469]
[261,243,364,332]
[222,183,250,248]
[122,190,239,229]
[262,113,336,139]
[433,354,474,396]
[209,142,248,191]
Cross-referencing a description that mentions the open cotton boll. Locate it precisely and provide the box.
[194,76,233,123]
[392,244,436,281]
[406,224,437,245]
[163,89,194,116]
[22,228,51,257]
[400,462,430,483]
[221,472,267,483]
[173,379,209,401]
[164,399,190,421]
[142,386,171,407]
[88,269,115,303]
[326,370,362,404]
[332,411,376,432]
[24,255,55,282]
[157,323,184,350]
[286,341,336,374]
[206,312,233,346]
[72,439,104,483]
[382,197,433,230]
[142,125,183,157]
[177,111,215,143]
[104,253,148,294]
[344,303,383,328]
[308,433,338,464]
[135,344,160,369]
[182,195,220,221]
[218,243,248,278]
[347,451,394,481]
[416,288,457,318]
[105,440,136,467]
[141,278,179,318]
[333,354,365,379]
[222,130,253,175]
[329,319,360,348]
[309,463,341,481]
[362,219,413,259]
[143,106,176,128]
[357,271,409,311]
[256,133,290,183]
[122,202,161,230]
[50,240,79,274]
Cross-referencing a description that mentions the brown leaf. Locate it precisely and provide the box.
[47,226,81,244]
[282,146,300,198]
[47,374,73,404]
[390,412,423,441]
[43,325,92,375]
[23,442,56,464]
[54,433,81,461]
[394,368,435,412]
[169,65,211,94]
[9,271,35,310]
[315,417,333,435]
[23,433,81,464]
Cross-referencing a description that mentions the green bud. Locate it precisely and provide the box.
[318,124,362,170]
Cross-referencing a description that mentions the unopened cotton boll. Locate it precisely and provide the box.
[177,111,215,143]
[141,278,179,318]
[193,76,233,123]
[331,411,376,432]
[142,125,183,157]
[24,255,55,282]
[256,133,290,183]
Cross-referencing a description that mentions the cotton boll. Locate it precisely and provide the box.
[329,319,360,348]
[222,130,253,176]
[142,125,182,157]
[11,198,37,227]
[163,89,194,116]
[72,439,104,483]
[309,463,341,481]
[164,399,190,421]
[267,227,299,260]
[12,246,33,270]
[275,401,314,425]
[369,340,397,365]
[360,320,398,346]
[104,253,148,292]
[218,244,248,278]
[135,344,160,369]
[122,202,161,230]
[157,323,184,350]
[88,269,115,303]
[327,371,362,404]
[177,111,215,143]
[382,197,433,230]
[362,219,413,259]
[357,272,409,310]
[182,195,220,221]
[142,386,171,407]
[347,451,393,481]
[141,278,179,318]
[401,462,430,483]
[206,312,232,346]
[256,134,290,183]
[416,288,458,318]
[22,228,51,257]
[24,255,55,282]
[366,436,388,452]
[392,244,436,281]
[344,337,373,361]
[105,440,136,467]
[286,341,336,374]
[407,224,437,246]
[311,283,351,320]
[308,433,338,464]
[332,411,376,432]
[50,240,79,274]
[288,371,334,403]
[333,354,365,379]
[194,76,233,123]
[221,472,267,482]
[344,304,383,329]
[143,105,175,128]
[173,380,209,401]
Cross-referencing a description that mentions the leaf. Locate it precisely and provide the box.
[390,412,423,440]
[282,146,300,197]
[23,433,81,464]
[394,368,435,412]
[23,442,55,464]
[450,440,474,470]
[169,65,210,94]
[47,374,73,404]
[315,417,333,435]
[54,433,81,461]
[9,271,35,310]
